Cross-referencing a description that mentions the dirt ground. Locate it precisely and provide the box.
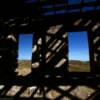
[69,60,90,72]
[0,85,96,100]
[2,60,95,99]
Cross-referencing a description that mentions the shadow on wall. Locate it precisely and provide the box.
[0,34,18,79]
[0,20,99,99]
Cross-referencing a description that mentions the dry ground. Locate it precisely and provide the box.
[9,60,96,99]
[69,60,90,72]
[15,60,32,76]
[16,60,90,76]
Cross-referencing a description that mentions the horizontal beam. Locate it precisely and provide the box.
[0,10,100,33]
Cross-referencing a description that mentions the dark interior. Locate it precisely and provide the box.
[0,0,100,99]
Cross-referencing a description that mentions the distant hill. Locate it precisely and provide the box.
[18,60,31,68]
[16,60,90,75]
[69,60,90,72]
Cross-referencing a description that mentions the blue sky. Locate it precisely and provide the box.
[18,0,93,60]
[19,0,92,61]
[18,34,33,60]
[18,31,90,61]
[68,31,90,61]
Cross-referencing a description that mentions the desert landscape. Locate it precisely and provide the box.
[11,60,94,99]
[15,60,32,76]
[15,60,90,76]
[69,60,90,72]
